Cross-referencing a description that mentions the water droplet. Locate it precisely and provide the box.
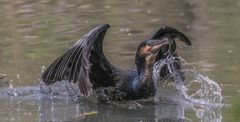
[41,66,46,73]
[146,10,151,14]
[227,50,233,53]
[17,74,21,80]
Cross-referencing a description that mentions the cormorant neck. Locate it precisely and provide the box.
[134,53,155,93]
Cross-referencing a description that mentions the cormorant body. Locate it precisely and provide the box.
[42,24,191,101]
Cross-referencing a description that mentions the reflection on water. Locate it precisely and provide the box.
[0,0,240,121]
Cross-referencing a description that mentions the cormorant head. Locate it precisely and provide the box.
[135,26,191,80]
[135,38,170,75]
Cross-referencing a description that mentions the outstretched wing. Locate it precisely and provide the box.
[149,26,191,58]
[42,24,111,96]
[150,26,191,46]
[149,26,191,82]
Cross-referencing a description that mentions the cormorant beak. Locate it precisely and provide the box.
[140,39,169,57]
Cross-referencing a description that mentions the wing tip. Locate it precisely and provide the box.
[96,24,111,31]
[41,24,110,98]
[150,25,192,46]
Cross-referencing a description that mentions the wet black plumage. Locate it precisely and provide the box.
[42,24,191,101]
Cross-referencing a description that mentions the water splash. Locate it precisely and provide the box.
[153,56,222,105]
[0,80,82,101]
[152,56,223,121]
[0,57,224,121]
[39,80,82,98]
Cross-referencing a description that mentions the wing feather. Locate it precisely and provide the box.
[42,24,110,96]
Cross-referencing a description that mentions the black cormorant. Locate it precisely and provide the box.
[42,24,191,101]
